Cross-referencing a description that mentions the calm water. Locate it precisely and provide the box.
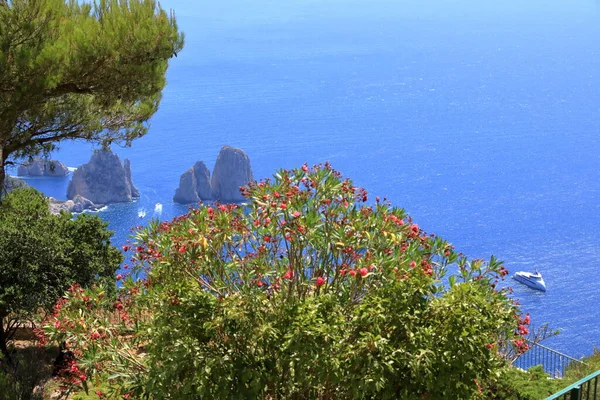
[12,0,600,357]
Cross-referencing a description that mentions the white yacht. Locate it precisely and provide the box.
[513,270,546,292]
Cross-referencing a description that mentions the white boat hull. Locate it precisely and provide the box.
[513,272,546,292]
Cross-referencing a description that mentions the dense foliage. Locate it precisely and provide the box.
[0,0,184,191]
[0,188,122,364]
[44,165,526,399]
[481,365,566,400]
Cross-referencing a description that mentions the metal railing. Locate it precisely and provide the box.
[546,369,600,400]
[512,340,585,378]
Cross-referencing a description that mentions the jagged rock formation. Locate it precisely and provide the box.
[211,146,254,202]
[193,162,212,199]
[17,159,69,177]
[2,176,28,196]
[49,195,102,215]
[173,169,199,204]
[124,159,140,198]
[173,146,254,204]
[173,161,212,204]
[67,150,139,204]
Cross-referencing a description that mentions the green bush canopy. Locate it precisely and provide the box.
[44,165,525,399]
[0,188,122,364]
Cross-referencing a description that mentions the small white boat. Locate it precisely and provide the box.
[138,209,146,218]
[513,270,546,292]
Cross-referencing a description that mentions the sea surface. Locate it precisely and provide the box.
[10,0,600,358]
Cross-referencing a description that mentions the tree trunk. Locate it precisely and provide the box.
[0,144,6,199]
[0,317,13,365]
[0,147,10,366]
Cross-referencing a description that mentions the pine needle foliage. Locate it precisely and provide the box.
[0,0,184,191]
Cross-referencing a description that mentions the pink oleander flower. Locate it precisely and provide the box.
[283,270,294,280]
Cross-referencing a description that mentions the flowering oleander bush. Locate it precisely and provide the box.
[42,164,527,399]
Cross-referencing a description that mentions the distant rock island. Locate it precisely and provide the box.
[3,151,137,214]
[174,146,254,204]
[1,176,97,215]
[49,195,103,215]
[17,159,69,177]
[67,150,139,204]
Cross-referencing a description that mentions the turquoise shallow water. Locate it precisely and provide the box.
[12,0,600,358]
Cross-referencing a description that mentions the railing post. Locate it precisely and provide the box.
[513,340,586,378]
[546,370,600,400]
[569,387,580,400]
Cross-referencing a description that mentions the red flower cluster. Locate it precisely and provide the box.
[52,358,88,394]
[512,313,532,354]
[517,324,529,335]
[283,269,294,280]
[513,338,530,354]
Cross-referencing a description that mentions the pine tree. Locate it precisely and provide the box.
[0,0,184,192]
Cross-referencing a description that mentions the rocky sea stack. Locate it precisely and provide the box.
[17,159,69,177]
[211,146,254,202]
[67,150,139,204]
[173,146,254,204]
[173,161,212,204]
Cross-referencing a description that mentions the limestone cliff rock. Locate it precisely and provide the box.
[124,159,140,198]
[173,168,199,204]
[67,150,139,204]
[211,146,254,202]
[49,195,101,215]
[2,176,28,196]
[17,159,69,177]
[193,161,212,200]
[173,161,212,204]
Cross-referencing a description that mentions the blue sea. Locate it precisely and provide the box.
[10,0,600,358]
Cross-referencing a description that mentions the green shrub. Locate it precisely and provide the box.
[43,164,525,399]
[481,365,566,400]
[563,347,600,381]
[0,187,122,364]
